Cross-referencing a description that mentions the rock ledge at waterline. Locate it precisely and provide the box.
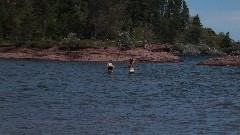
[0,46,181,63]
[199,56,240,66]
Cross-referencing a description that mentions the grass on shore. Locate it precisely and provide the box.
[0,39,117,50]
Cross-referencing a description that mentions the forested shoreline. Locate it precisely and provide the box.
[0,0,239,54]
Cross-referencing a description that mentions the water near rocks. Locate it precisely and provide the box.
[0,57,240,134]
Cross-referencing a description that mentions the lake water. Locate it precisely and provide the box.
[0,57,240,135]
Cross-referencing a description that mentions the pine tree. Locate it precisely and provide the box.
[180,0,189,32]
[0,0,16,40]
[19,0,35,40]
[32,0,49,39]
[192,14,202,27]
[220,32,232,48]
[185,25,202,44]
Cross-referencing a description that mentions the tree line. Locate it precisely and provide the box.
[0,0,237,51]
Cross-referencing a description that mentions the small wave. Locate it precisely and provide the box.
[37,84,48,89]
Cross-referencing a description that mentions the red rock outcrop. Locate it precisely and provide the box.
[199,56,240,66]
[0,46,181,63]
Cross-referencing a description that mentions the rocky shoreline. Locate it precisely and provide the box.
[1,46,240,66]
[199,56,240,66]
[0,46,181,63]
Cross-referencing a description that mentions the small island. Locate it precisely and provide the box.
[199,56,240,66]
[0,0,239,65]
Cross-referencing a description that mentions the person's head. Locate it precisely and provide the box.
[109,60,112,63]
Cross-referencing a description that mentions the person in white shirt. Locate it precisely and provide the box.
[107,60,114,71]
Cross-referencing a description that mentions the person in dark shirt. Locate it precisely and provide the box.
[129,57,135,67]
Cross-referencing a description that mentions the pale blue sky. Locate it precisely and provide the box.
[186,0,240,41]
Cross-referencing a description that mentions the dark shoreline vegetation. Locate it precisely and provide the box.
[0,0,239,57]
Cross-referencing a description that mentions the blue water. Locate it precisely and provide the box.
[0,57,240,135]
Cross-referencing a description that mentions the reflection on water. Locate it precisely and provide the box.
[0,57,240,134]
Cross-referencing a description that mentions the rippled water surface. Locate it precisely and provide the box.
[0,57,240,135]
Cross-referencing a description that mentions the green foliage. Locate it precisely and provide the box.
[173,43,185,53]
[14,41,26,48]
[19,12,36,40]
[59,33,114,50]
[0,25,2,40]
[115,31,135,50]
[0,40,14,47]
[32,39,58,49]
[192,14,202,27]
[201,28,218,47]
[59,33,82,50]
[0,0,236,52]
[185,25,202,44]
[220,32,232,49]
[232,42,240,54]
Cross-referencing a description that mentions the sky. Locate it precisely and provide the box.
[186,0,240,41]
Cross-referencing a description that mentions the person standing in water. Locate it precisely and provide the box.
[129,57,135,68]
[107,60,114,74]
[129,57,135,74]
